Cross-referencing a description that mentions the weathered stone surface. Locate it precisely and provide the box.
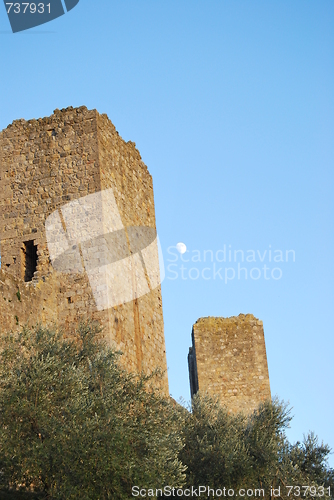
[0,106,168,396]
[188,314,271,414]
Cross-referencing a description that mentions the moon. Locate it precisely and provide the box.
[176,242,187,254]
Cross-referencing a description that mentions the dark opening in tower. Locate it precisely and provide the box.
[22,241,38,282]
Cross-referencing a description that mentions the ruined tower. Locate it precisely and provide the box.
[0,106,168,395]
[188,314,271,413]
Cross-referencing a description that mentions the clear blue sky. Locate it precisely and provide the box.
[1,0,333,465]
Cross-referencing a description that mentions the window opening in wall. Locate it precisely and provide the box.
[22,241,38,282]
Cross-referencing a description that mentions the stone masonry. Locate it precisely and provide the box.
[188,314,271,413]
[0,106,168,396]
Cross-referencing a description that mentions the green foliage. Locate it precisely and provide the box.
[0,323,185,499]
[179,394,250,488]
[180,395,333,498]
[0,323,332,499]
[16,289,21,302]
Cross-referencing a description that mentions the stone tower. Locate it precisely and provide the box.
[0,106,168,395]
[188,314,271,413]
